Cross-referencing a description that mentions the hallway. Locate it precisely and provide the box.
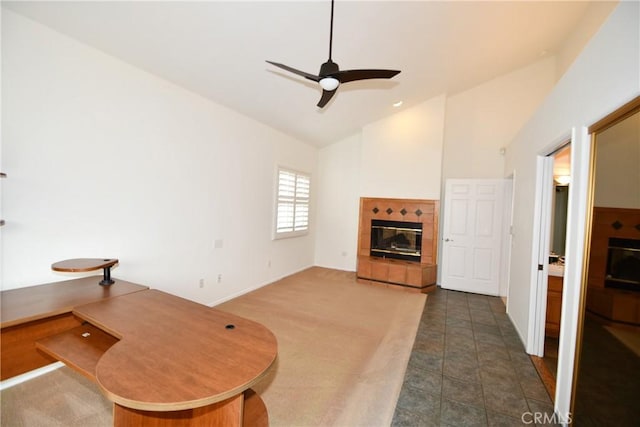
[392,288,556,426]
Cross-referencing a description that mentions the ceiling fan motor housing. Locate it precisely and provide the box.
[265,0,399,108]
[320,60,339,77]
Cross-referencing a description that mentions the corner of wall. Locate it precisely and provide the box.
[555,1,618,80]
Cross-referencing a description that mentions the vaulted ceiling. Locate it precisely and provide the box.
[4,1,599,147]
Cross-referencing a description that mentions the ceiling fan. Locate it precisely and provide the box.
[266,0,401,109]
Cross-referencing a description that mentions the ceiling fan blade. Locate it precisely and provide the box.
[317,89,336,108]
[266,61,320,82]
[266,0,400,109]
[334,69,401,84]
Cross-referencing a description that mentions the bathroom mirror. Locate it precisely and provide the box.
[551,185,568,257]
[551,145,571,258]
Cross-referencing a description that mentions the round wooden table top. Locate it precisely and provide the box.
[75,290,278,411]
[51,258,119,273]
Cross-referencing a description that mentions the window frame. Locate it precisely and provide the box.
[273,167,311,239]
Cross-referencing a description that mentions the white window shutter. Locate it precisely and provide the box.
[276,168,310,237]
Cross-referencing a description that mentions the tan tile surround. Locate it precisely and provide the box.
[357,197,439,293]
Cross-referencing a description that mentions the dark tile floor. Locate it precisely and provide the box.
[572,315,640,426]
[392,287,556,426]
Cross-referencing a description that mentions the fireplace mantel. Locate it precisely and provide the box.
[356,197,439,293]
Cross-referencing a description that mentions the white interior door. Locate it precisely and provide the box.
[441,179,505,295]
[529,155,555,357]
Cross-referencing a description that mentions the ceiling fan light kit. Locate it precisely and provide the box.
[266,0,400,108]
[319,77,340,91]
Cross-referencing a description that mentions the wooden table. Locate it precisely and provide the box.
[1,276,148,379]
[2,279,277,426]
[40,289,277,425]
[51,257,119,285]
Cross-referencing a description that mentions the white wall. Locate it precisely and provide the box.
[503,1,639,420]
[1,10,317,306]
[505,0,639,344]
[555,1,617,80]
[442,57,557,180]
[314,133,361,270]
[360,95,446,200]
[439,57,557,291]
[594,111,640,208]
[314,96,446,270]
[315,58,560,274]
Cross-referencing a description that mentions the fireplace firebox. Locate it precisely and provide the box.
[370,219,422,262]
[605,237,640,292]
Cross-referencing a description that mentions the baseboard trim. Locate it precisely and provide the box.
[0,362,65,391]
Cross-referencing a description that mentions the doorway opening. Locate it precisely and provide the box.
[573,102,640,425]
[541,145,572,398]
[528,141,572,402]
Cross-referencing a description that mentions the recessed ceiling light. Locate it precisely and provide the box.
[393,101,403,107]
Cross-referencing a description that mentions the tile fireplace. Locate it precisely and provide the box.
[356,197,439,293]
[370,219,423,262]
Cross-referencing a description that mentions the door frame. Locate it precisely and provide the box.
[528,127,593,420]
[499,175,515,301]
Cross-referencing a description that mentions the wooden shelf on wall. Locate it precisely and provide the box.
[356,197,439,293]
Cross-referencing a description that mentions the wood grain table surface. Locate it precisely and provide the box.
[1,277,148,328]
[74,289,278,412]
[51,258,119,273]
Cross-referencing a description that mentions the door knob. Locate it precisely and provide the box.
[444,238,453,242]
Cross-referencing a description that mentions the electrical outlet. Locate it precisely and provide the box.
[217,274,222,283]
[199,278,204,288]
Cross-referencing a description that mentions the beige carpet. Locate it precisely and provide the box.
[1,366,112,426]
[1,267,425,427]
[218,267,426,427]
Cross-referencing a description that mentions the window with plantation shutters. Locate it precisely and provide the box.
[275,168,310,238]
